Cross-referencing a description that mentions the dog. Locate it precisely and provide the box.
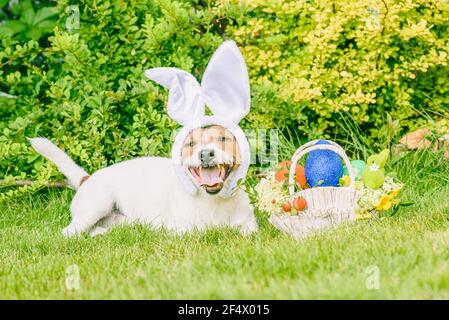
[29,40,258,237]
[29,125,257,237]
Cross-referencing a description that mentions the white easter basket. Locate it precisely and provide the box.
[269,140,361,240]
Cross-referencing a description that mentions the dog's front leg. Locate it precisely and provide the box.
[236,213,258,236]
[230,194,258,236]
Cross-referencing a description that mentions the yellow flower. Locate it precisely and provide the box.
[375,190,400,211]
[375,194,393,211]
[389,189,400,197]
[339,175,350,186]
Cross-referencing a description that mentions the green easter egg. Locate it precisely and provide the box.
[344,160,366,179]
[351,160,366,179]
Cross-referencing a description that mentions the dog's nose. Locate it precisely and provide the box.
[200,149,215,165]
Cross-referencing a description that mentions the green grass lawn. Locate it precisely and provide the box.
[1,150,449,299]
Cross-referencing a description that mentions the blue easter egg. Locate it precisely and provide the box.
[305,140,344,187]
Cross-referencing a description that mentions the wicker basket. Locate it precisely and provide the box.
[269,140,361,239]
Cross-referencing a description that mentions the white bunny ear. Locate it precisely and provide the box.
[201,41,251,124]
[145,67,204,126]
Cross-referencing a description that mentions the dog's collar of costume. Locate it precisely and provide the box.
[171,115,249,198]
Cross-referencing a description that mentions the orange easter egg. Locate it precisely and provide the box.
[295,165,307,188]
[275,160,292,182]
[281,202,292,212]
[293,197,307,211]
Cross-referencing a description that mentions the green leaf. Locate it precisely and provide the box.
[389,204,400,217]
[21,7,36,26]
[36,19,57,33]
[25,28,43,41]
[399,202,414,207]
[0,20,28,37]
[34,7,59,25]
[9,0,31,16]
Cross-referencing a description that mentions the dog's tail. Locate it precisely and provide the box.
[28,137,89,189]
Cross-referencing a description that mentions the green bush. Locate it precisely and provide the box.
[1,0,226,188]
[0,0,59,41]
[1,0,448,199]
[223,0,449,140]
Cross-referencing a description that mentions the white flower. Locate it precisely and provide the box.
[254,172,289,214]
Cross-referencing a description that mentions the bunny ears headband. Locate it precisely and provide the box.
[144,40,250,127]
[144,40,251,197]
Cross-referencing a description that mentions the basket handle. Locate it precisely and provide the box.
[288,140,356,195]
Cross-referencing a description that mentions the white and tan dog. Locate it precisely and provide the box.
[29,41,257,237]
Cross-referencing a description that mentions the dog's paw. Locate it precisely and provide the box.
[62,224,81,237]
[239,220,258,236]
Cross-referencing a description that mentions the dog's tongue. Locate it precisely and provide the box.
[199,167,223,186]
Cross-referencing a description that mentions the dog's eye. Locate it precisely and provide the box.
[185,141,195,148]
[218,136,229,143]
